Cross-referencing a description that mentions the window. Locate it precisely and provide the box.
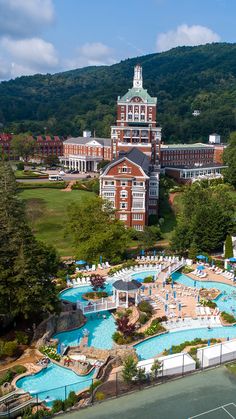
[149,189,157,196]
[121,181,127,186]
[133,201,144,209]
[120,190,127,198]
[133,181,144,187]
[133,192,144,198]
[133,225,143,231]
[149,199,157,205]
[103,192,115,198]
[120,214,127,221]
[122,166,127,173]
[132,213,143,220]
[104,180,114,186]
[120,202,127,209]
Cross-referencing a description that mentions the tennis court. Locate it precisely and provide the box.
[190,402,236,418]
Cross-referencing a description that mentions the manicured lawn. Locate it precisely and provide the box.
[19,188,95,256]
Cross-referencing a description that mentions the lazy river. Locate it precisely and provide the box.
[16,363,95,404]
[173,272,236,315]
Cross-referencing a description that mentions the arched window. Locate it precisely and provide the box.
[120,190,127,198]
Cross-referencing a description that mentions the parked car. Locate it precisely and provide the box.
[49,175,63,181]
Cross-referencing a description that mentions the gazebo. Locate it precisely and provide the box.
[112,279,142,308]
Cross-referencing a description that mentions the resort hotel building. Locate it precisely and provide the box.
[100,65,161,230]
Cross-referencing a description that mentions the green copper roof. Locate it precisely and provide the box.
[118,87,157,104]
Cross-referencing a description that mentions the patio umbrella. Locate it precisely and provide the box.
[194,280,197,287]
[165,304,168,312]
[197,265,205,271]
[166,293,169,301]
[140,249,145,256]
[173,291,177,299]
[149,287,152,296]
[229,257,236,263]
[99,255,103,264]
[197,255,206,260]
[153,250,156,256]
[171,279,174,289]
[162,281,166,288]
[208,340,210,346]
[178,303,182,312]
[76,260,86,265]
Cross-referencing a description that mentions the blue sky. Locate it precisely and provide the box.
[0,0,235,80]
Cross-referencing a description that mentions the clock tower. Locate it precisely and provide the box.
[133,64,143,88]
[111,65,162,163]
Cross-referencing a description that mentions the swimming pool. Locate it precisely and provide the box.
[16,363,95,404]
[172,272,236,315]
[60,283,113,303]
[134,326,236,360]
[53,311,116,349]
[131,271,158,282]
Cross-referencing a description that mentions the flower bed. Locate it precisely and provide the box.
[83,291,108,300]
[41,345,61,361]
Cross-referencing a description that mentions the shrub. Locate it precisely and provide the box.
[95,391,105,401]
[83,291,108,300]
[64,391,78,409]
[143,276,154,283]
[144,319,166,336]
[41,345,61,361]
[89,379,102,392]
[17,162,24,170]
[52,399,64,413]
[3,341,18,357]
[138,301,153,316]
[221,312,236,324]
[17,182,67,190]
[15,331,29,345]
[11,365,27,375]
[139,313,149,325]
[122,356,138,384]
[0,370,14,385]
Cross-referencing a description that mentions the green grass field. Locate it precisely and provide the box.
[19,188,95,256]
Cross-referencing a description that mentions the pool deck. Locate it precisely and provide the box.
[186,266,235,286]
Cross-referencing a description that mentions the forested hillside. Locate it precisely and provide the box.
[1,42,236,142]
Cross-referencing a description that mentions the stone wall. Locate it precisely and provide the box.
[69,344,138,364]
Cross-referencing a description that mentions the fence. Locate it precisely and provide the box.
[5,345,236,416]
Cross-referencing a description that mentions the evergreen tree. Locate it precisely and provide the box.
[223,132,236,188]
[0,162,59,321]
[225,235,234,259]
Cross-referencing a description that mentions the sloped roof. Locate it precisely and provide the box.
[119,87,157,105]
[112,279,142,291]
[63,137,112,147]
[102,147,150,175]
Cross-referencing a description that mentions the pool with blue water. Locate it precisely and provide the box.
[53,311,116,349]
[131,271,157,282]
[135,325,236,360]
[172,272,236,315]
[59,283,113,303]
[16,363,95,404]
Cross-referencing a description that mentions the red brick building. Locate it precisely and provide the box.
[0,133,63,160]
[111,65,162,161]
[159,143,215,167]
[61,133,112,172]
[100,148,159,230]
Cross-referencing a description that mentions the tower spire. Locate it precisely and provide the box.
[133,64,143,88]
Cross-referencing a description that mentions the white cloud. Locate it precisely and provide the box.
[0,37,59,78]
[66,42,115,69]
[156,24,220,52]
[0,0,54,37]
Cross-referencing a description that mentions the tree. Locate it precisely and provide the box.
[225,235,234,259]
[151,360,161,380]
[188,241,199,260]
[171,183,235,255]
[97,160,110,170]
[138,225,162,248]
[223,132,236,188]
[122,356,138,384]
[11,134,35,161]
[0,162,59,321]
[67,196,129,263]
[116,316,136,338]
[90,274,105,291]
[44,155,59,167]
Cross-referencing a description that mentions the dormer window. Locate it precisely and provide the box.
[122,166,128,173]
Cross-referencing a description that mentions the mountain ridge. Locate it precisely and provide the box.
[0,42,236,142]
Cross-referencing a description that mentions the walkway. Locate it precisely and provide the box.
[58,365,236,419]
